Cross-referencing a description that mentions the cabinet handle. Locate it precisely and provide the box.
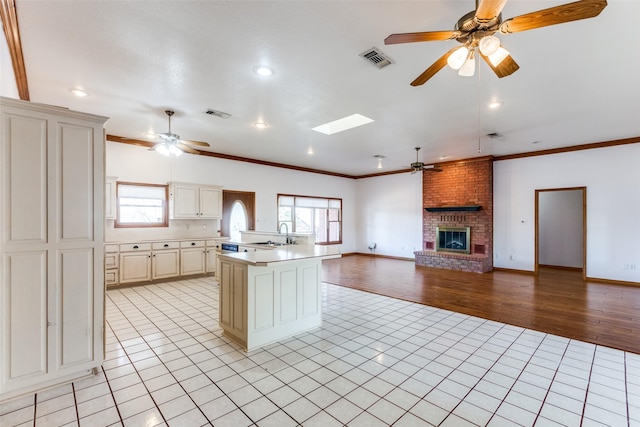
[164,244,169,248]
[191,242,196,246]
[133,245,139,249]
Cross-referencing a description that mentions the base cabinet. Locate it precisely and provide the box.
[180,241,205,276]
[120,250,152,284]
[0,97,107,399]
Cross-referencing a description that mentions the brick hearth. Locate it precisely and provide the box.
[415,157,493,273]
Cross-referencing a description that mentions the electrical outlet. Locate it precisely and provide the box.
[509,255,515,260]
[631,264,637,271]
[623,264,629,270]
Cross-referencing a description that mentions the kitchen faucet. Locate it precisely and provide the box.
[278,223,290,244]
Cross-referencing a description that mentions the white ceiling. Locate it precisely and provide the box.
[14,0,640,176]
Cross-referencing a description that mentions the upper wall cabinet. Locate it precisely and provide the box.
[170,183,222,219]
[0,96,108,400]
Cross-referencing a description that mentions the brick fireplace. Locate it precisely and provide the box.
[415,156,493,273]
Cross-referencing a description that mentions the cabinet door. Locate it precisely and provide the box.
[0,98,106,399]
[205,247,217,274]
[152,250,180,279]
[120,252,151,283]
[172,184,199,218]
[199,187,222,218]
[181,248,205,275]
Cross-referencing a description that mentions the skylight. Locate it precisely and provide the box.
[312,114,374,135]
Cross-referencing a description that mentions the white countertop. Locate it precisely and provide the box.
[218,245,341,266]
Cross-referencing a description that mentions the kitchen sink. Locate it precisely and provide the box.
[254,241,286,246]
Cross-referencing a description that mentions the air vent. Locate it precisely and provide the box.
[205,109,231,119]
[360,47,393,69]
[486,132,503,139]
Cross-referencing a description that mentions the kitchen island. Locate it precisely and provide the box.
[217,245,341,352]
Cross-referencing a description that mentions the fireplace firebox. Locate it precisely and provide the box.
[436,226,470,254]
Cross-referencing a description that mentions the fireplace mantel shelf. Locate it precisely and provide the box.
[425,205,481,212]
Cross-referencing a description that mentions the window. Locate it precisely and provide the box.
[229,200,248,241]
[115,182,168,228]
[278,194,342,244]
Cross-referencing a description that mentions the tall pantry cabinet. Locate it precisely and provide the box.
[0,97,108,400]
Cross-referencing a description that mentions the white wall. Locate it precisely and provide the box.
[105,142,357,253]
[494,143,640,282]
[539,189,583,268]
[355,172,423,258]
[1,29,19,98]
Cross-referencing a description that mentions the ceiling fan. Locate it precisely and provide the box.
[150,110,211,156]
[384,0,607,86]
[409,147,442,174]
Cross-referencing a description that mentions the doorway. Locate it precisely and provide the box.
[535,187,586,278]
[221,190,255,239]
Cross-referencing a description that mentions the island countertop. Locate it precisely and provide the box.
[218,245,341,266]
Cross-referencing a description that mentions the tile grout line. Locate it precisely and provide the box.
[578,340,598,426]
[100,366,125,426]
[31,393,36,427]
[71,383,79,426]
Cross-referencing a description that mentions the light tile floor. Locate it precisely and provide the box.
[1,277,639,426]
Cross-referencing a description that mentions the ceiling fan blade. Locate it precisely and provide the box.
[176,143,199,154]
[499,0,607,34]
[384,30,460,45]
[475,0,509,24]
[410,47,460,86]
[181,139,211,147]
[480,51,520,78]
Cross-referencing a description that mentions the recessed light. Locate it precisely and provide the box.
[488,101,501,109]
[254,66,274,77]
[69,88,88,97]
[254,122,268,129]
[307,146,314,155]
[312,114,374,135]
[439,155,449,160]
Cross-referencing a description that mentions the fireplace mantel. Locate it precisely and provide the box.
[424,205,481,212]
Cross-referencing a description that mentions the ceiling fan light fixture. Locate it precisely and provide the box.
[488,46,509,66]
[169,144,183,157]
[458,50,476,77]
[155,144,170,156]
[447,46,468,70]
[479,35,501,56]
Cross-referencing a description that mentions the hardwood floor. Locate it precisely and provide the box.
[322,255,640,354]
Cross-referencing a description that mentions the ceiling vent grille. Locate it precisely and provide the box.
[205,109,231,119]
[360,47,393,69]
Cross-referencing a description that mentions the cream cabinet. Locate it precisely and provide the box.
[151,242,180,280]
[119,243,152,284]
[171,183,222,219]
[105,244,119,288]
[0,97,107,400]
[206,240,222,275]
[180,240,206,275]
[218,260,247,340]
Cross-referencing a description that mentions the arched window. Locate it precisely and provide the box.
[230,200,248,242]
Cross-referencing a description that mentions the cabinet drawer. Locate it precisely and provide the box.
[105,252,119,269]
[105,244,119,253]
[105,269,119,287]
[181,240,205,248]
[206,239,224,247]
[119,243,152,252]
[152,241,180,250]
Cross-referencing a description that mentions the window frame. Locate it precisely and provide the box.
[115,181,169,228]
[277,194,342,245]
